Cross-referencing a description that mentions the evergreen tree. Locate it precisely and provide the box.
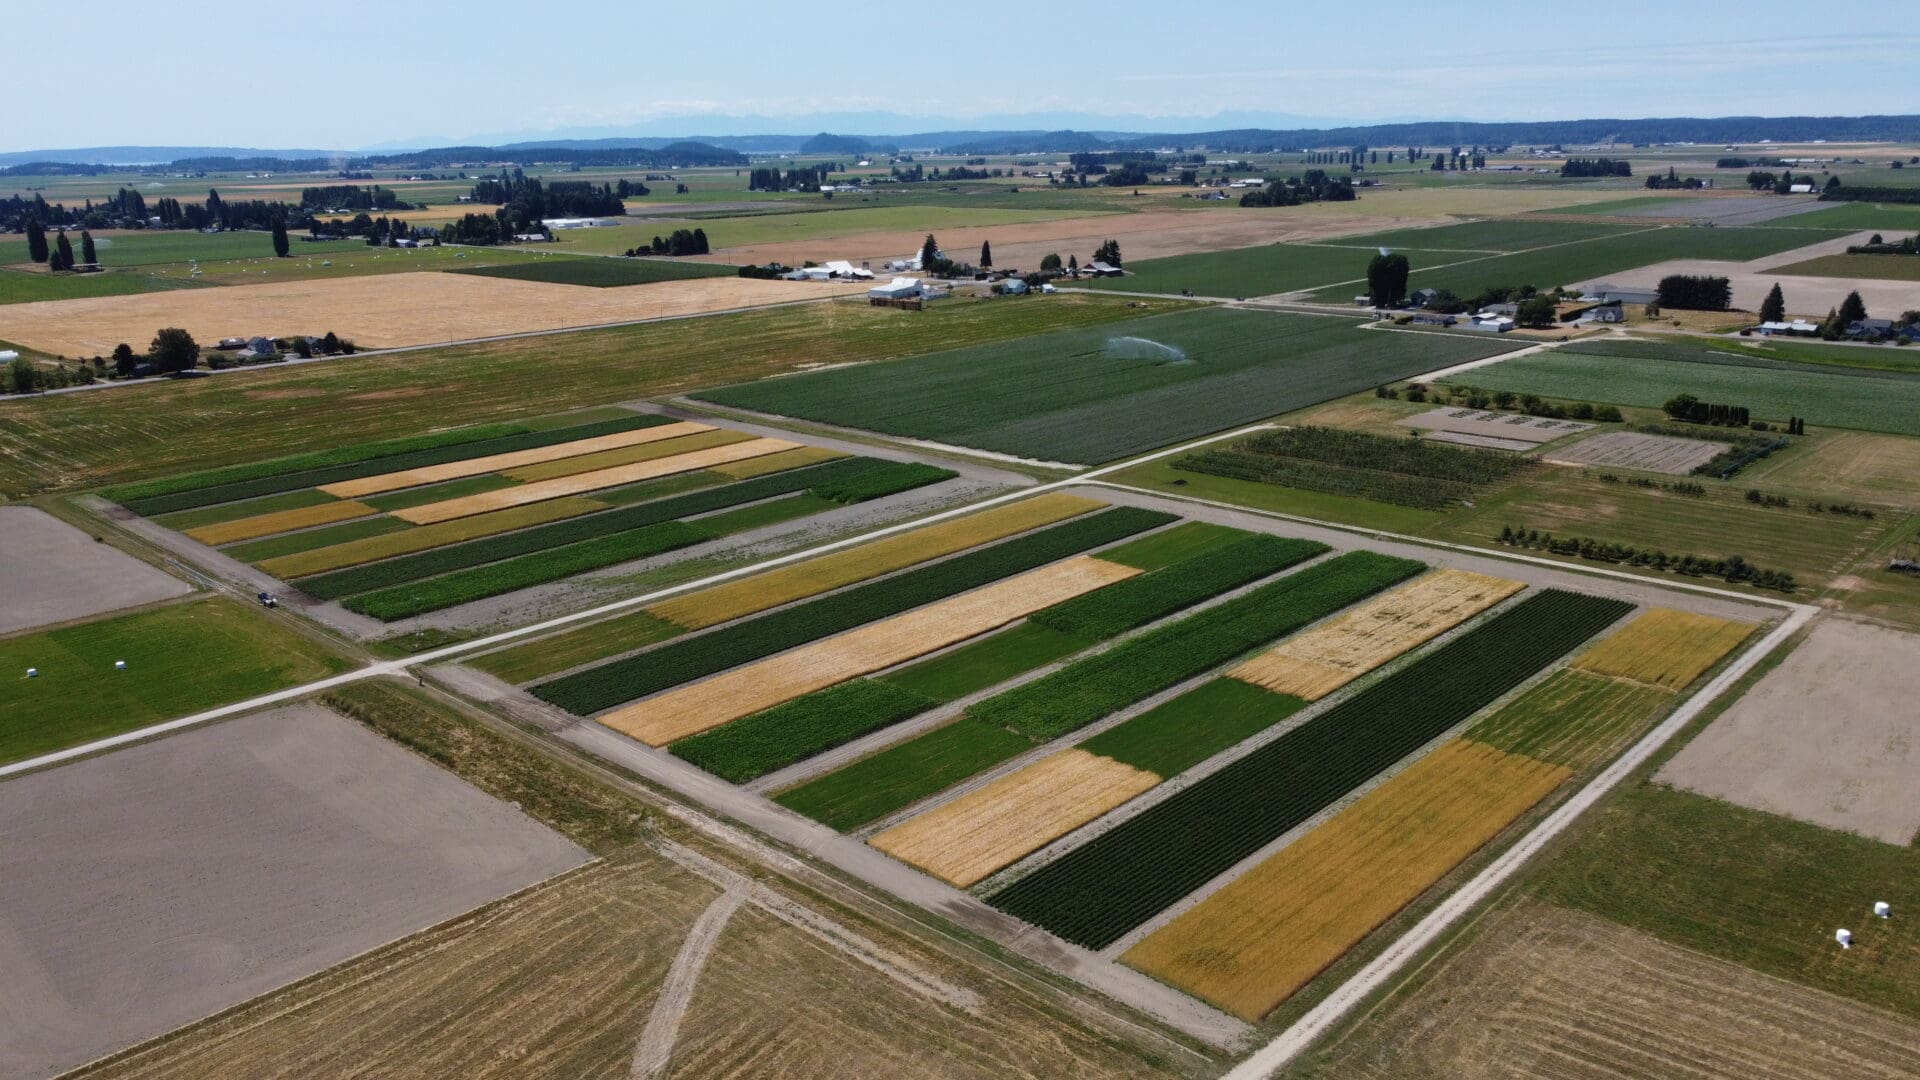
[271,213,290,257]
[1837,290,1869,327]
[26,218,48,263]
[692,227,709,255]
[53,230,74,271]
[111,343,137,377]
[1068,254,1078,273]
[919,234,939,269]
[1759,282,1786,323]
[979,240,992,268]
[80,230,96,266]
[1365,252,1411,306]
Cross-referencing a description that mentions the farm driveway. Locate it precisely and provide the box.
[0,703,589,1079]
[0,506,190,635]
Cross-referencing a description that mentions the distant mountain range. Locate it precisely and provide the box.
[6,115,1920,168]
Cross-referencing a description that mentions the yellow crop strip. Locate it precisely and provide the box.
[498,429,758,483]
[318,421,713,498]
[186,500,379,545]
[1569,607,1754,689]
[646,492,1104,630]
[707,445,847,479]
[258,497,604,578]
[1124,740,1569,1021]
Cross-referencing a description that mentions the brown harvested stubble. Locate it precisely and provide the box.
[258,497,606,579]
[1570,607,1755,689]
[497,429,756,483]
[1122,739,1569,1021]
[1229,569,1523,700]
[391,438,800,525]
[602,555,1140,745]
[185,499,378,546]
[646,492,1105,631]
[870,749,1160,887]
[319,421,714,498]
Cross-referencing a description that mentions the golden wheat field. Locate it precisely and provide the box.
[646,493,1105,631]
[1123,739,1569,1021]
[708,445,846,479]
[392,438,799,524]
[870,749,1160,887]
[1569,607,1754,689]
[319,422,713,498]
[602,555,1139,745]
[1229,570,1523,700]
[259,497,605,579]
[498,429,754,483]
[185,499,377,545]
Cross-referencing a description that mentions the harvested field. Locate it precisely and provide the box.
[601,556,1139,744]
[1547,430,1726,475]
[318,421,713,497]
[0,507,189,635]
[1304,899,1920,1080]
[1124,740,1568,1021]
[1659,618,1920,844]
[871,750,1160,888]
[1464,669,1675,769]
[0,703,588,1080]
[1396,408,1589,444]
[184,499,375,545]
[646,493,1101,630]
[0,272,868,356]
[260,497,603,579]
[391,438,799,524]
[1570,607,1754,689]
[1229,569,1522,700]
[498,430,756,483]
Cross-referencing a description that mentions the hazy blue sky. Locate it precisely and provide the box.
[16,1,1920,150]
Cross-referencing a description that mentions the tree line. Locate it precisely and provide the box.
[1560,158,1632,178]
[1240,169,1356,207]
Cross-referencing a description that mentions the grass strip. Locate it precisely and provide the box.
[1093,521,1252,571]
[469,612,683,684]
[359,473,520,511]
[223,516,412,562]
[977,550,1418,741]
[296,458,934,600]
[1032,535,1327,641]
[879,623,1093,704]
[119,416,673,515]
[772,718,1034,831]
[987,589,1632,948]
[533,507,1175,715]
[669,680,941,783]
[1082,678,1308,778]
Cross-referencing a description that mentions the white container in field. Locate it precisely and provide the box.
[26,667,37,678]
[1875,901,1892,919]
[1836,928,1853,948]
[114,660,126,670]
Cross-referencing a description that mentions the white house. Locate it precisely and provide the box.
[541,217,618,229]
[822,260,874,280]
[868,277,923,301]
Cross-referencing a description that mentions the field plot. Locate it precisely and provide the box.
[1545,430,1725,475]
[987,589,1630,949]
[1176,426,1537,510]
[1569,606,1752,689]
[0,271,864,356]
[1769,252,1920,281]
[696,308,1523,464]
[1303,899,1920,1080]
[1445,342,1920,436]
[1124,740,1568,1020]
[0,507,189,635]
[1229,569,1523,700]
[453,255,736,287]
[184,499,378,544]
[1395,407,1589,448]
[1659,618,1920,844]
[1464,669,1675,769]
[316,420,714,498]
[1078,244,1465,298]
[0,704,588,1080]
[1330,219,1636,253]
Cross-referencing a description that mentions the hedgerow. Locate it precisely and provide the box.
[1031,535,1326,640]
[532,507,1175,715]
[972,550,1423,741]
[987,589,1632,948]
[669,680,940,783]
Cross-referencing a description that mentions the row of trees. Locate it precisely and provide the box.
[1655,274,1732,311]
[1663,394,1751,427]
[23,222,98,268]
[1645,167,1707,190]
[1560,157,1632,178]
[748,165,831,192]
[1240,169,1357,207]
[1496,527,1796,592]
[466,169,626,228]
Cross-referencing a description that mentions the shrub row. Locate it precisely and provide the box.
[1497,527,1797,591]
[669,680,940,783]
[121,416,675,515]
[532,507,1175,715]
[1031,535,1327,640]
[295,457,935,600]
[344,522,709,620]
[973,550,1424,742]
[987,589,1632,947]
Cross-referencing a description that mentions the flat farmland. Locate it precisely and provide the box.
[1299,900,1920,1080]
[1078,244,1465,298]
[695,308,1523,464]
[0,506,190,634]
[1768,252,1920,280]
[0,271,867,356]
[1544,430,1726,475]
[0,229,361,267]
[453,255,737,287]
[0,266,206,305]
[1328,219,1635,253]
[1569,607,1753,689]
[1740,430,1920,509]
[553,203,1107,256]
[1766,202,1920,232]
[0,292,1152,498]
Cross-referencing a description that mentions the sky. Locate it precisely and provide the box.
[15,0,1920,151]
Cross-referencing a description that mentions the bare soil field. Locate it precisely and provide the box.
[0,703,588,1080]
[0,273,867,356]
[0,506,189,635]
[1305,899,1920,1080]
[1396,408,1589,445]
[1585,231,1920,317]
[1659,617,1920,844]
[1546,430,1725,475]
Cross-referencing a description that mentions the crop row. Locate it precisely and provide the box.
[532,507,1175,715]
[986,589,1632,948]
[1175,452,1478,510]
[121,416,675,515]
[294,457,944,600]
[1031,535,1326,640]
[806,460,957,503]
[973,551,1423,742]
[344,522,709,620]
[669,680,942,783]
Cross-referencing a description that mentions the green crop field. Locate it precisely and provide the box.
[670,680,940,783]
[0,266,207,304]
[1537,196,1702,217]
[1080,678,1307,778]
[1762,202,1920,232]
[547,204,1108,255]
[1079,244,1465,298]
[1768,252,1920,280]
[695,308,1523,464]
[0,230,360,268]
[772,717,1033,831]
[454,256,737,287]
[0,597,352,764]
[0,292,1155,498]
[1329,220,1636,253]
[878,623,1091,704]
[1444,344,1920,436]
